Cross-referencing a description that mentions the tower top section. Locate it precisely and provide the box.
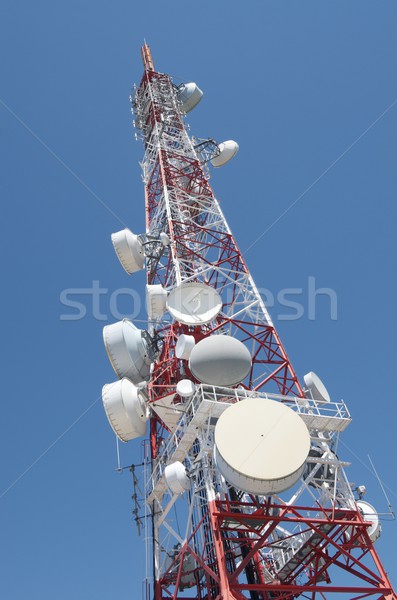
[141,42,154,71]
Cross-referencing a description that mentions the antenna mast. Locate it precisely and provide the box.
[101,45,396,600]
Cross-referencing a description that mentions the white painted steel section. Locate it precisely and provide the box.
[151,393,183,432]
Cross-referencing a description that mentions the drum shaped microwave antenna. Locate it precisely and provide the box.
[111,228,145,274]
[102,378,148,442]
[103,319,154,384]
[176,82,203,113]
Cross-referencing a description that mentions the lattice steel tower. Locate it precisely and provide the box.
[101,44,396,600]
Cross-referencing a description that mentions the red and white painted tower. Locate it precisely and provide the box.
[102,45,396,600]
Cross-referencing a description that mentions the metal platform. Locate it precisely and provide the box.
[147,385,351,505]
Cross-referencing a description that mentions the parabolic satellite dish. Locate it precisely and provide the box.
[214,398,311,495]
[166,282,222,325]
[102,379,148,442]
[189,335,251,386]
[210,140,239,168]
[357,501,381,542]
[303,371,331,403]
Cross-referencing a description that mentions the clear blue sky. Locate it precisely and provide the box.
[1,2,396,598]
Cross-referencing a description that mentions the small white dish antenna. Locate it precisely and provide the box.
[102,379,148,442]
[164,461,190,494]
[175,334,196,359]
[146,284,168,319]
[166,282,222,325]
[189,335,251,386]
[357,500,381,542]
[160,232,170,246]
[303,371,331,403]
[103,319,152,384]
[177,82,203,113]
[176,379,196,399]
[210,140,239,168]
[214,398,310,495]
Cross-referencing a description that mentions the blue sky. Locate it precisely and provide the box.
[1,1,396,598]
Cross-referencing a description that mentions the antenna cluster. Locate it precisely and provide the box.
[99,44,396,600]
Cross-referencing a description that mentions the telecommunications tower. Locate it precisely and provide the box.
[101,44,396,599]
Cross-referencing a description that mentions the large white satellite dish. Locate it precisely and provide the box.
[214,398,311,495]
[210,140,239,168]
[103,319,152,384]
[166,282,222,325]
[111,228,145,275]
[102,379,148,442]
[177,82,203,113]
[303,371,331,404]
[189,335,251,386]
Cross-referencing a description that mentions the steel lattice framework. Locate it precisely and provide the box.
[125,45,396,600]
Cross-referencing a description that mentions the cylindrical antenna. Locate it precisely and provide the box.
[141,43,154,71]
